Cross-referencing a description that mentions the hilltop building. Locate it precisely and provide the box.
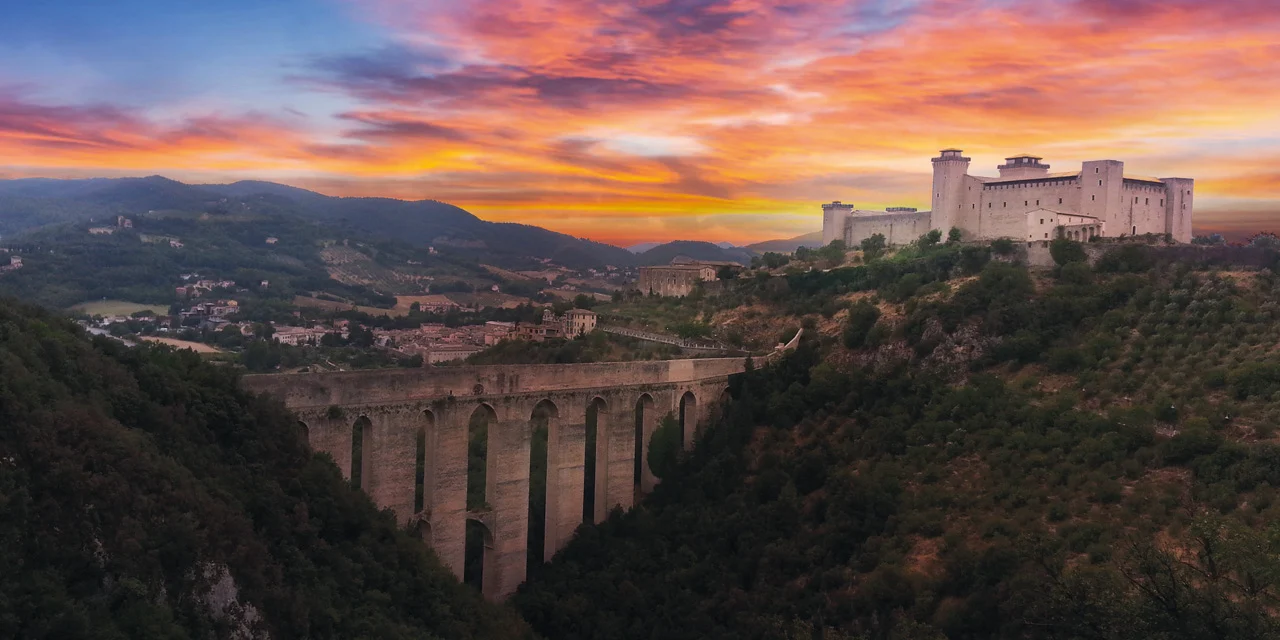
[822,150,1194,247]
[637,257,743,297]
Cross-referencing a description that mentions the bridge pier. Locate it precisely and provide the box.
[489,416,531,600]
[430,402,470,583]
[546,403,585,562]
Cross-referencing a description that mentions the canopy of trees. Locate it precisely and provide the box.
[0,300,530,639]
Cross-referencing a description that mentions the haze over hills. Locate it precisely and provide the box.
[0,176,637,269]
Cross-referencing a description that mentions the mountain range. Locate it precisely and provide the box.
[0,175,818,268]
[0,176,636,269]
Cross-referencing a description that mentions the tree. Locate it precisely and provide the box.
[647,414,682,480]
[1050,238,1087,265]
[843,300,882,349]
[761,252,791,269]
[947,227,963,244]
[860,234,886,254]
[918,229,942,247]
[572,293,595,309]
[991,237,1015,256]
[716,265,738,280]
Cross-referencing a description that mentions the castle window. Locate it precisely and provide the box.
[1003,202,1007,208]
[1095,167,1099,173]
[1092,195,1095,201]
[1099,180,1103,186]
[1025,200,1028,206]
[1160,199,1164,206]
[1040,219,1044,224]
[1132,226,1136,235]
[1044,233,1049,239]
[1059,198,1063,204]
[1036,200,1040,206]
[1145,198,1149,205]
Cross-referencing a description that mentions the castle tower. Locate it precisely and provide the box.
[1161,178,1194,243]
[1081,160,1125,232]
[931,149,970,234]
[996,154,1050,180]
[821,201,854,246]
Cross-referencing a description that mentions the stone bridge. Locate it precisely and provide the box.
[242,357,750,599]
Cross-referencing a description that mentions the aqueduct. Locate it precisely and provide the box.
[242,357,748,599]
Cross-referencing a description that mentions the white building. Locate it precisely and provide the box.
[822,150,1194,247]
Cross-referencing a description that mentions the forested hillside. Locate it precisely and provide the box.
[0,301,531,639]
[515,239,1280,639]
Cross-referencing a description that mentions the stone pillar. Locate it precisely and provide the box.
[430,403,469,581]
[312,413,351,481]
[606,395,635,514]
[371,410,418,525]
[488,417,531,600]
[547,402,585,560]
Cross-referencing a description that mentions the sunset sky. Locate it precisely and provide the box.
[1,0,1277,246]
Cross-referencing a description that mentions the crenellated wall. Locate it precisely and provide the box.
[242,358,744,600]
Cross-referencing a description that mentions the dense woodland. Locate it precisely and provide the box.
[0,301,530,639]
[513,239,1280,639]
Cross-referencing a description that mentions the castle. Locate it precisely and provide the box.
[822,150,1194,247]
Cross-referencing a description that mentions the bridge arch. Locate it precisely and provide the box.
[679,391,698,450]
[634,393,657,493]
[350,415,373,490]
[464,516,495,592]
[528,399,557,570]
[584,396,609,524]
[414,409,437,517]
[297,420,310,444]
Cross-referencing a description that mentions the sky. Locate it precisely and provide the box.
[1,0,1277,246]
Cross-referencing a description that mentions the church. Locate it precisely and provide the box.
[822,150,1194,247]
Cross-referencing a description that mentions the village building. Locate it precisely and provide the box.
[637,261,717,297]
[564,308,598,336]
[822,150,1194,247]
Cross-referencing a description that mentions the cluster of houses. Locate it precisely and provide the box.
[515,309,598,342]
[0,256,22,273]
[180,300,239,324]
[175,274,238,298]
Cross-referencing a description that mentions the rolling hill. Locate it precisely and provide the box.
[636,240,755,266]
[744,230,824,253]
[0,176,636,269]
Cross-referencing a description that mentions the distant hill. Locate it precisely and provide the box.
[626,242,662,254]
[745,231,824,254]
[637,240,755,266]
[0,176,636,269]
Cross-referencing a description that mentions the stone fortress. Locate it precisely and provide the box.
[822,150,1194,247]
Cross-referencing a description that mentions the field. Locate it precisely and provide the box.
[142,337,222,353]
[70,300,170,317]
[294,295,406,317]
